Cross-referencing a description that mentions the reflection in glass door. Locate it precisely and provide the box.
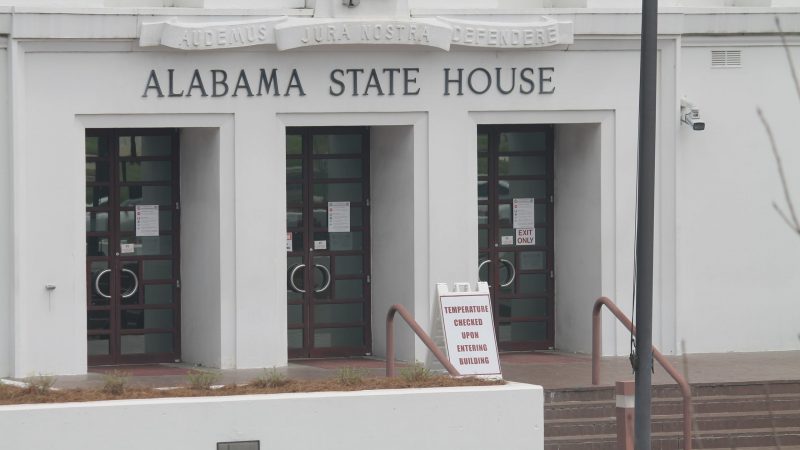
[477,125,555,351]
[286,127,371,358]
[85,129,181,365]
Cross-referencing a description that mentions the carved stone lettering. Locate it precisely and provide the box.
[274,19,452,51]
[140,16,572,51]
[142,65,559,98]
[142,69,305,98]
[436,17,572,48]
[153,17,286,50]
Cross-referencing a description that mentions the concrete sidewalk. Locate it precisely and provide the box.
[12,350,798,391]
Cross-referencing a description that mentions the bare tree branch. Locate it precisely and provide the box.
[776,17,800,103]
[765,16,800,237]
[757,107,800,236]
[774,202,800,233]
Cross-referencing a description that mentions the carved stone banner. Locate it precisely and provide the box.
[139,16,573,51]
[141,17,286,50]
[439,16,573,48]
[274,18,453,51]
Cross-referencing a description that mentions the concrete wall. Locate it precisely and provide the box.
[554,123,602,354]
[1,383,543,450]
[180,128,223,368]
[370,126,416,362]
[676,40,800,353]
[0,42,10,377]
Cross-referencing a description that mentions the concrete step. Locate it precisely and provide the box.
[545,410,800,437]
[545,393,800,419]
[544,380,800,450]
[545,427,800,450]
[689,380,800,397]
[544,380,800,404]
[733,447,800,450]
[658,393,800,415]
[545,399,615,420]
[661,427,800,450]
[545,386,614,404]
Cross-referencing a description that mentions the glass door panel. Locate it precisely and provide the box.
[286,127,371,358]
[86,129,180,365]
[477,125,555,351]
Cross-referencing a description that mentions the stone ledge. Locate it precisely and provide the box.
[0,382,544,450]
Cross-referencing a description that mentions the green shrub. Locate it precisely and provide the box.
[102,370,130,395]
[25,374,56,394]
[399,362,433,383]
[251,368,290,388]
[186,369,221,390]
[336,367,367,386]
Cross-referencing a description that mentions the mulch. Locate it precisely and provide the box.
[0,375,503,406]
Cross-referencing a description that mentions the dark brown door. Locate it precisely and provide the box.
[286,127,371,358]
[477,125,555,351]
[85,129,181,365]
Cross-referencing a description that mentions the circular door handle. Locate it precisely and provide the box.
[120,268,139,299]
[478,260,491,283]
[94,269,112,299]
[288,264,306,293]
[314,264,331,293]
[499,258,516,288]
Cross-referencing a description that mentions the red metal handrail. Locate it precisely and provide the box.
[593,296,692,450]
[386,304,460,377]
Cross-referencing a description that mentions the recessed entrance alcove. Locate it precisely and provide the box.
[279,113,429,365]
[79,114,236,371]
[470,111,613,356]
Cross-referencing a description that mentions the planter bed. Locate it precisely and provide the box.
[0,381,543,450]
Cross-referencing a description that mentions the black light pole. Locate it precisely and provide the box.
[635,1,658,450]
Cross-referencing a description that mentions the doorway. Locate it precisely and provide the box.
[85,129,181,365]
[477,125,555,350]
[286,127,372,358]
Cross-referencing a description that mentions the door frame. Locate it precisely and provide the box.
[286,126,372,359]
[478,124,555,351]
[85,128,182,366]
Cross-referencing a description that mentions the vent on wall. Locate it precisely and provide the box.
[711,50,742,68]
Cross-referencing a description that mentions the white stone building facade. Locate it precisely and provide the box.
[1,0,799,377]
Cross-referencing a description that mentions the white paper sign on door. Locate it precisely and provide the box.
[512,198,535,229]
[286,232,293,252]
[135,205,159,237]
[328,201,350,233]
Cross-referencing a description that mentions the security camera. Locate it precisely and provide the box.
[680,97,705,131]
[343,0,360,6]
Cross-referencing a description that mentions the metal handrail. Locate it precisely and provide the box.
[386,304,460,377]
[592,296,692,450]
